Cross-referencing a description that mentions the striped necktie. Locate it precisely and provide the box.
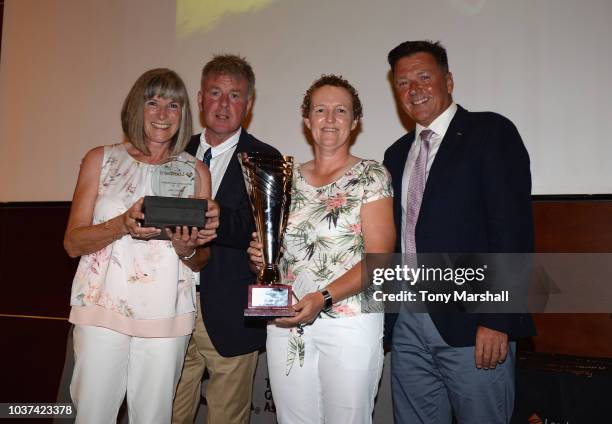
[203,148,212,167]
[404,129,434,254]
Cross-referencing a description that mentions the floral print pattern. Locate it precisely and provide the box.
[281,159,392,373]
[70,144,196,323]
[280,159,392,316]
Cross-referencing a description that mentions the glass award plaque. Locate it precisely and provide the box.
[142,156,207,240]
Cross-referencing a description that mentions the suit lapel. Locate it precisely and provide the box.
[391,132,415,202]
[185,134,200,157]
[386,133,414,252]
[420,105,469,216]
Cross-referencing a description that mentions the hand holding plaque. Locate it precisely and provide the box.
[240,152,295,317]
[142,156,207,240]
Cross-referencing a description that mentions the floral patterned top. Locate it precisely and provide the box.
[280,159,393,318]
[69,143,196,337]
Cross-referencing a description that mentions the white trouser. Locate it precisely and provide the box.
[266,313,384,424]
[70,324,189,424]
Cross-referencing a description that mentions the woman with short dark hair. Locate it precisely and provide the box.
[249,74,395,423]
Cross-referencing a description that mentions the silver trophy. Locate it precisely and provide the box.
[239,152,294,317]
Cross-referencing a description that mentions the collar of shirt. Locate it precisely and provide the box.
[198,127,242,159]
[414,102,458,143]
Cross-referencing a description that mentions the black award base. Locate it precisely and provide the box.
[141,196,207,240]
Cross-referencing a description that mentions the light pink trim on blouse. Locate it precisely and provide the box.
[69,306,195,338]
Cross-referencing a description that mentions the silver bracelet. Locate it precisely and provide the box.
[180,249,197,261]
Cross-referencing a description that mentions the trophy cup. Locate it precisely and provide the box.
[239,152,295,317]
[141,156,207,240]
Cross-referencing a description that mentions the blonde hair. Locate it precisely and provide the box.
[121,68,193,156]
[201,54,255,97]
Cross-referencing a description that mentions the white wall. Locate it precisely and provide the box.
[1,0,611,201]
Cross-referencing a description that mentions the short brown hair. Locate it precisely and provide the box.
[301,74,363,120]
[121,68,193,156]
[201,54,255,97]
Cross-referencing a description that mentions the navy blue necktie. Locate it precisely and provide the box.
[203,148,212,167]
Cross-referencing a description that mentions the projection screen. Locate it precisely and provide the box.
[1,0,611,201]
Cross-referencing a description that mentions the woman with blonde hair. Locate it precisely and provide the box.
[64,68,217,423]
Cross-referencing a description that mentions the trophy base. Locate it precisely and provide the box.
[244,284,296,318]
[244,307,296,317]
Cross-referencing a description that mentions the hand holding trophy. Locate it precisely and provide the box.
[142,156,208,240]
[240,152,295,317]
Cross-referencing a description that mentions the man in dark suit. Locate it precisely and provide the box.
[172,54,279,424]
[383,40,535,423]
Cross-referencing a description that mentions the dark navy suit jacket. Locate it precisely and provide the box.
[383,105,536,347]
[186,130,279,356]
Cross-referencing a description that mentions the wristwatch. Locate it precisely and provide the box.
[320,289,333,311]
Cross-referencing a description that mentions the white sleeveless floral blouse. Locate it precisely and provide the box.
[69,143,196,337]
[280,159,393,317]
